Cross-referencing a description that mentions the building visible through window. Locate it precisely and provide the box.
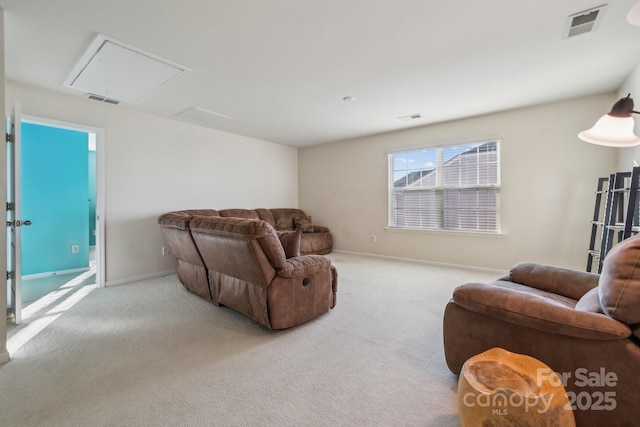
[388,140,500,233]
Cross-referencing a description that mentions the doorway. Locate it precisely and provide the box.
[6,111,105,326]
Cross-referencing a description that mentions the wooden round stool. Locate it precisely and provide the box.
[457,347,575,426]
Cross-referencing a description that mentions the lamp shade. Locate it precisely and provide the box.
[579,115,640,147]
[578,95,640,147]
[629,1,640,26]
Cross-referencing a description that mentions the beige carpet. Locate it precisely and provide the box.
[0,252,501,427]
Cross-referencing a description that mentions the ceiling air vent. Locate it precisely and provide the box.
[564,5,607,38]
[398,113,422,121]
[87,94,120,105]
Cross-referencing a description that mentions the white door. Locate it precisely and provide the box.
[6,103,31,324]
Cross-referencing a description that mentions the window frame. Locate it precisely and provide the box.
[387,139,502,235]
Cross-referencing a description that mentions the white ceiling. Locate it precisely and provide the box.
[3,1,640,147]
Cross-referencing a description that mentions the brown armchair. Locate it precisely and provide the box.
[443,235,640,427]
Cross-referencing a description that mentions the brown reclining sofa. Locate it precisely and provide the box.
[157,208,337,329]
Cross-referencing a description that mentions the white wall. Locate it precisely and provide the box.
[6,81,299,284]
[299,94,618,271]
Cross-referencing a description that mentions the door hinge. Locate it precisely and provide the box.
[6,271,13,280]
[6,133,13,143]
[6,202,14,211]
[6,219,31,227]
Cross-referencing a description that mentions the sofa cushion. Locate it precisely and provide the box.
[256,208,276,227]
[257,231,288,270]
[174,209,220,217]
[218,209,260,220]
[599,234,640,324]
[575,287,604,314]
[294,216,315,233]
[509,262,599,301]
[277,230,301,258]
[157,209,219,226]
[158,212,190,229]
[270,208,307,231]
[453,282,630,340]
[190,216,287,270]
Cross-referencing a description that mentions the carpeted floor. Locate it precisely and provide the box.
[0,252,502,427]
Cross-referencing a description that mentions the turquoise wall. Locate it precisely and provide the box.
[21,122,90,275]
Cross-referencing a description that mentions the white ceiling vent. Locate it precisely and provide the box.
[398,113,422,121]
[64,34,190,104]
[87,94,120,105]
[176,107,232,127]
[564,5,607,38]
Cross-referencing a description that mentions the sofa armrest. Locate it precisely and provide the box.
[277,255,332,277]
[453,282,631,340]
[507,262,599,300]
[312,225,330,233]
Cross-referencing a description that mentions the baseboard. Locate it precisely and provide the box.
[330,250,507,275]
[22,267,91,281]
[106,253,504,288]
[0,350,10,364]
[106,270,175,287]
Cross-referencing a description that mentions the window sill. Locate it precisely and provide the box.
[384,226,506,238]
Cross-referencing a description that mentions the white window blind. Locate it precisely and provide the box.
[388,140,500,233]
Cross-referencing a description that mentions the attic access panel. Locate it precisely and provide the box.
[64,34,189,104]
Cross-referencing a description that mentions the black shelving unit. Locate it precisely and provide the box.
[586,176,608,273]
[587,167,640,273]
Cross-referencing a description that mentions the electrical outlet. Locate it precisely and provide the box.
[371,234,377,243]
[162,246,171,256]
[71,244,80,254]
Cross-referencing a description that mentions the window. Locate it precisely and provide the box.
[388,140,500,233]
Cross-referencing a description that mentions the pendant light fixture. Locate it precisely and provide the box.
[628,1,640,26]
[578,94,640,147]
